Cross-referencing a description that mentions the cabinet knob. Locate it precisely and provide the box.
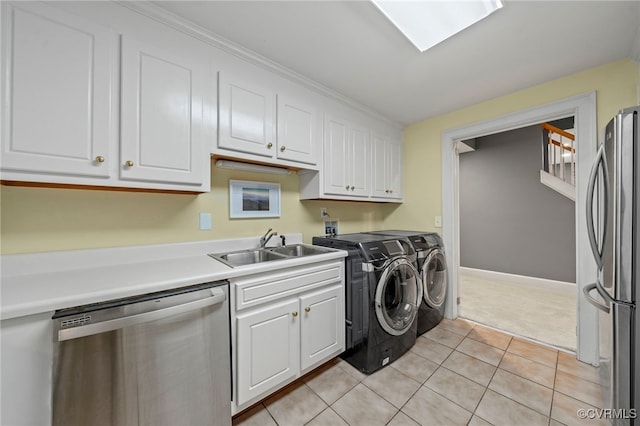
[125,160,134,167]
[350,186,355,190]
[305,306,311,313]
[292,311,298,317]
[280,146,286,152]
[267,143,273,149]
[95,156,105,163]
[345,185,350,190]
[389,189,393,194]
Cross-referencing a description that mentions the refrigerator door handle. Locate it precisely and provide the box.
[583,282,610,313]
[586,143,610,270]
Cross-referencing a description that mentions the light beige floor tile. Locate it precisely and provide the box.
[498,351,556,388]
[386,411,420,426]
[488,368,553,416]
[410,335,453,364]
[305,408,348,426]
[468,415,493,426]
[390,350,439,384]
[264,382,327,426]
[362,364,421,408]
[475,389,549,426]
[457,337,505,366]
[554,370,604,408]
[424,326,465,348]
[402,386,472,426]
[557,351,600,384]
[437,318,475,336]
[331,384,398,426]
[442,350,497,386]
[303,360,360,405]
[551,391,609,426]
[335,358,367,382]
[424,366,486,412]
[549,420,566,426]
[467,324,513,350]
[233,404,277,426]
[507,338,558,368]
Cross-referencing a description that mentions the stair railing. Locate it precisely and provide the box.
[542,122,575,186]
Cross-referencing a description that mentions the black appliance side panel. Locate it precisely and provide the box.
[345,250,364,350]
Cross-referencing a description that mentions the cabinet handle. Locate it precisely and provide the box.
[95,156,105,163]
[280,146,286,152]
[267,143,273,149]
[125,160,134,167]
[292,311,298,317]
[305,306,311,313]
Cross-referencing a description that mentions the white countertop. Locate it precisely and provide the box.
[1,235,347,320]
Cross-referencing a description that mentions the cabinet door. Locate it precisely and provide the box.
[120,36,207,187]
[236,299,299,405]
[387,138,403,199]
[1,2,114,178]
[300,285,345,372]
[218,73,275,157]
[323,116,350,196]
[371,133,389,198]
[350,124,371,197]
[276,95,317,165]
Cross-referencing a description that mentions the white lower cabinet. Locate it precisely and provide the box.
[232,261,345,412]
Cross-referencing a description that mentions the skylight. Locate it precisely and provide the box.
[371,0,504,52]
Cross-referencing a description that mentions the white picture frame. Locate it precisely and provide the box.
[229,180,281,218]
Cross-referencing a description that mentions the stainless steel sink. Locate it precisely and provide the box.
[209,244,335,267]
[267,244,329,257]
[209,249,288,267]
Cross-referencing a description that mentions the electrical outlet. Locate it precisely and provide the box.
[320,207,327,218]
[434,215,442,228]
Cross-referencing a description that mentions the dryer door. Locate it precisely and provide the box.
[374,258,422,336]
[422,249,447,309]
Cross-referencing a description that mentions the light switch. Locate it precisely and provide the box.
[199,213,212,231]
[434,216,442,228]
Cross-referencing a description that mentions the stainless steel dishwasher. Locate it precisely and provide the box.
[51,281,231,426]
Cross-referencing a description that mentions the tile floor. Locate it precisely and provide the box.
[232,319,605,426]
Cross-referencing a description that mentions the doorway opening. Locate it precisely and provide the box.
[441,92,599,364]
[456,120,577,351]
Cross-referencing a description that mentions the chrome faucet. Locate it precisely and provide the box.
[260,228,278,248]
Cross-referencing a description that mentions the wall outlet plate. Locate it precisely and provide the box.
[199,213,212,231]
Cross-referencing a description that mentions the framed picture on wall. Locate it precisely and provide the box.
[229,180,281,218]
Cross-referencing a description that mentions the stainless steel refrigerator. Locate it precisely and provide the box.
[584,105,639,425]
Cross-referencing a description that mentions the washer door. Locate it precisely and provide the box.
[422,249,447,309]
[374,258,422,336]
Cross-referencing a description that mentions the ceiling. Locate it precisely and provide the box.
[152,1,640,126]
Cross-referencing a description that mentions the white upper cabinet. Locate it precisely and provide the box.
[276,94,318,165]
[1,2,115,179]
[216,71,318,167]
[323,115,370,198]
[371,133,403,200]
[120,36,207,187]
[218,73,276,157]
[0,2,211,192]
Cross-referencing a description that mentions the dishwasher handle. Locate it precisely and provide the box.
[57,287,226,342]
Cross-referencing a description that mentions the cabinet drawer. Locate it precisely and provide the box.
[234,261,343,311]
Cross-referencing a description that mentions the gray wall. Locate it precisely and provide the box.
[459,124,576,282]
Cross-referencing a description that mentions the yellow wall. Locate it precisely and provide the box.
[1,59,637,255]
[0,164,398,254]
[386,58,639,231]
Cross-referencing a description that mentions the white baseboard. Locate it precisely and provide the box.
[460,266,576,295]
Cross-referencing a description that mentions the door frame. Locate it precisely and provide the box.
[441,92,598,364]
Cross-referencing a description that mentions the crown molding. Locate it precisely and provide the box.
[117,1,403,130]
